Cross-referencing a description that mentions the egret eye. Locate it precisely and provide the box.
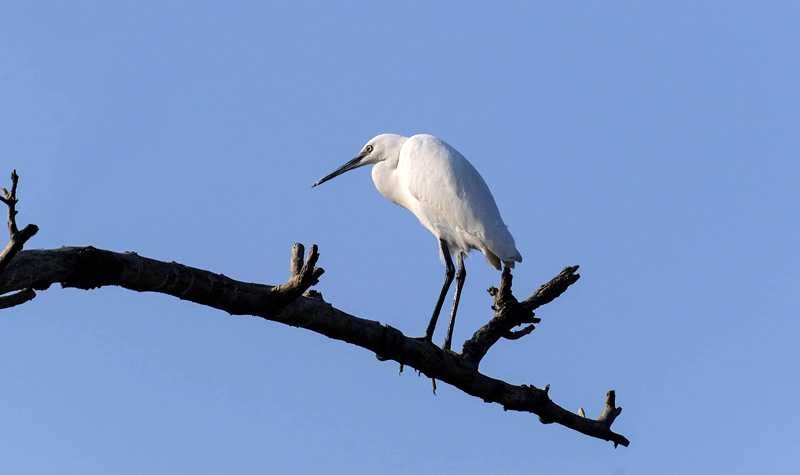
[365,145,374,154]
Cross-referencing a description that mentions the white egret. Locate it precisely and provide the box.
[313,134,522,351]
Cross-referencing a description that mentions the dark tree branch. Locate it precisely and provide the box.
[0,288,36,309]
[503,324,536,340]
[0,170,39,275]
[0,169,629,448]
[0,170,38,305]
[0,246,629,447]
[521,265,582,312]
[0,169,21,235]
[598,390,623,429]
[460,265,580,368]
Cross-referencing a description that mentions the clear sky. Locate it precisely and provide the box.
[1,1,797,473]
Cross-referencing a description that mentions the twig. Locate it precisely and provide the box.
[0,288,36,309]
[0,170,38,306]
[521,265,581,312]
[503,324,536,340]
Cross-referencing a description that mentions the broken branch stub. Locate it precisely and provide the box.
[0,170,38,307]
[268,243,325,311]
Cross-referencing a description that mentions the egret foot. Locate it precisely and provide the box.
[414,335,436,345]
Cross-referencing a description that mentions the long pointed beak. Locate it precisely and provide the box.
[312,154,365,187]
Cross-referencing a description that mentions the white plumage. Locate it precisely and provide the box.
[385,134,521,269]
[314,133,522,350]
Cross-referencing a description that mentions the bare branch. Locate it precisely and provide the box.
[270,243,325,310]
[503,324,535,340]
[0,245,628,447]
[460,266,580,367]
[0,169,628,447]
[535,385,629,447]
[0,288,36,309]
[598,390,624,429]
[0,170,39,276]
[290,242,305,277]
[521,265,581,312]
[1,169,21,235]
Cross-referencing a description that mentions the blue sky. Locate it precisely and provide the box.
[1,1,797,473]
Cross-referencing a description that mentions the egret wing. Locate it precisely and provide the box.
[401,135,521,267]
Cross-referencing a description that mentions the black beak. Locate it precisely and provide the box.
[312,153,366,187]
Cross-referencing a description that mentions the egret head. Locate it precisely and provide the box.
[313,134,406,187]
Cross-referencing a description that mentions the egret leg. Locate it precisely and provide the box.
[443,253,466,352]
[424,240,455,341]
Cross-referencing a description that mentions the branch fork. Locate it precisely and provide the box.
[456,265,629,447]
[0,170,39,308]
[269,243,325,311]
[461,265,579,368]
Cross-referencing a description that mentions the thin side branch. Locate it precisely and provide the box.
[598,390,623,428]
[521,265,582,312]
[460,265,580,367]
[0,169,21,235]
[0,170,38,302]
[270,243,325,309]
[0,288,36,309]
[503,324,536,340]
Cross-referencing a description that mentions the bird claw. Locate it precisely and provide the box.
[414,335,457,354]
[415,335,443,350]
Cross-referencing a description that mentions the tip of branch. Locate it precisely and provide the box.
[290,243,305,276]
[598,390,623,426]
[503,324,536,340]
[311,267,325,284]
[606,389,616,407]
[0,288,37,309]
[521,264,582,311]
[307,244,320,268]
[19,223,38,240]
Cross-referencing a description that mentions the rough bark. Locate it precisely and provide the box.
[0,170,629,448]
[1,246,629,447]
